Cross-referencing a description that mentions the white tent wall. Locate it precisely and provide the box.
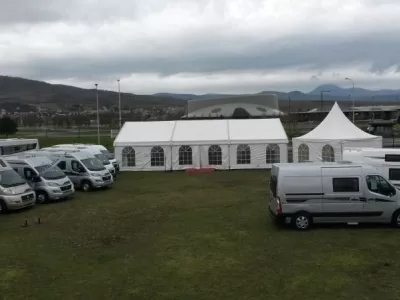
[115,145,172,171]
[199,145,230,169]
[229,143,288,169]
[171,145,201,170]
[292,138,382,163]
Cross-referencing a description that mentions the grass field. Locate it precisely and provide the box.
[1,171,400,300]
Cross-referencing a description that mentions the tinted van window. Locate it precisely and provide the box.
[389,169,400,181]
[333,178,359,192]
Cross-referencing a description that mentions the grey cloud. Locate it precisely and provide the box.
[6,30,400,81]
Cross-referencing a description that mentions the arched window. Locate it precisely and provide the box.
[322,144,335,162]
[298,144,309,163]
[151,146,165,167]
[122,147,135,167]
[208,145,222,165]
[266,144,280,164]
[237,144,251,164]
[179,145,193,165]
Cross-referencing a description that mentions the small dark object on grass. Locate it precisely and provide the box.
[37,217,41,224]
[22,220,28,227]
[384,262,391,267]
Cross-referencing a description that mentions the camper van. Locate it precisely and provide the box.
[48,145,116,178]
[4,154,75,203]
[0,158,36,213]
[269,162,400,230]
[0,138,39,156]
[36,149,113,192]
[53,144,119,171]
[343,148,400,188]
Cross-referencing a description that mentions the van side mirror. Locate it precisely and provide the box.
[32,176,41,183]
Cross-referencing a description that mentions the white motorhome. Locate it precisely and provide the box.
[269,162,400,230]
[48,145,116,178]
[0,158,36,213]
[4,154,75,203]
[0,138,39,156]
[343,148,400,188]
[54,144,119,171]
[37,149,113,192]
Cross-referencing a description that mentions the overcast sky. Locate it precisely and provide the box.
[1,0,400,94]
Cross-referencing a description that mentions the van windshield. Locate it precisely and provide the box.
[81,158,106,171]
[0,170,26,187]
[35,165,66,180]
[94,154,111,165]
[101,149,115,159]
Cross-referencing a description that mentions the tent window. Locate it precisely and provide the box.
[298,144,309,162]
[208,145,222,165]
[322,144,335,162]
[266,144,280,164]
[237,144,251,164]
[122,147,135,167]
[151,146,165,167]
[179,145,193,166]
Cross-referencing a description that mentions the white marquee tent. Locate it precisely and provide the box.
[292,102,382,163]
[114,119,288,171]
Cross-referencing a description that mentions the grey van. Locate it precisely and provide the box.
[0,159,35,213]
[269,162,400,230]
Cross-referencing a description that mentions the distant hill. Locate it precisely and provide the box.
[158,85,400,102]
[0,76,186,111]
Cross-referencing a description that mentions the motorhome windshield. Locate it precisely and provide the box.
[94,154,111,165]
[100,149,115,159]
[0,170,26,187]
[81,158,106,171]
[35,165,66,180]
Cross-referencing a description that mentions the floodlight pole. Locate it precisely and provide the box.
[117,79,122,129]
[95,83,100,144]
[345,77,355,123]
[320,90,330,119]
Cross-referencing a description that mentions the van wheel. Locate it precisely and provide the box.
[291,212,312,230]
[81,181,92,192]
[391,210,400,228]
[0,200,8,214]
[36,191,48,204]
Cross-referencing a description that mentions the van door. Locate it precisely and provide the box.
[363,175,397,222]
[322,167,365,223]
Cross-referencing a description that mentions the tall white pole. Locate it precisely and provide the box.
[117,79,121,128]
[95,83,100,144]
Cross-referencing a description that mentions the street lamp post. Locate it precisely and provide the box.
[345,77,355,123]
[117,79,122,129]
[95,83,100,144]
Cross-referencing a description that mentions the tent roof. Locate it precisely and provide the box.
[172,120,228,144]
[114,119,289,146]
[294,102,381,142]
[228,119,288,144]
[114,121,176,146]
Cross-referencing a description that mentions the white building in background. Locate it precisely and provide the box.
[183,94,283,119]
[292,102,382,163]
[113,119,288,171]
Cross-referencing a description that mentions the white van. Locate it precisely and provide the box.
[4,154,75,203]
[343,148,400,188]
[0,158,36,213]
[48,145,116,178]
[54,144,119,171]
[269,162,400,230]
[0,138,39,156]
[36,149,113,192]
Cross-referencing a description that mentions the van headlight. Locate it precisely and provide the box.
[90,172,102,177]
[2,188,16,195]
[48,182,60,187]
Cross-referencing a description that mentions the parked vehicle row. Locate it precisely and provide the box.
[0,141,119,214]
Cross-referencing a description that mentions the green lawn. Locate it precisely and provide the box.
[1,171,400,300]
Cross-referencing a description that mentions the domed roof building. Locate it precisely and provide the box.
[182,94,283,119]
